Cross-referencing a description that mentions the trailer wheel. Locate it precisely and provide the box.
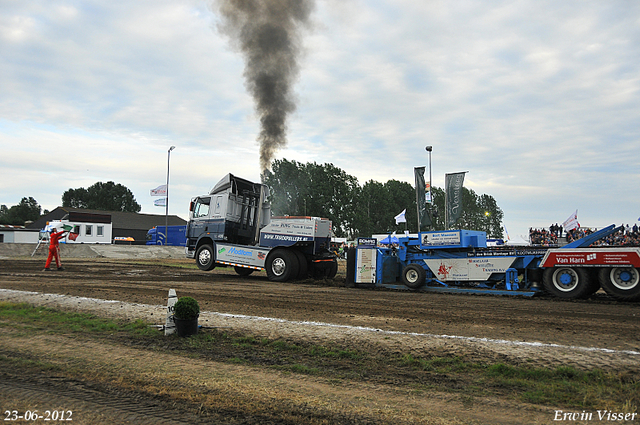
[266,249,299,282]
[293,250,309,280]
[196,244,216,271]
[234,266,254,277]
[402,264,426,289]
[598,267,640,301]
[542,267,591,299]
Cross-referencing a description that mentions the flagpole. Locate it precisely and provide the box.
[444,173,448,231]
[165,146,175,246]
[415,168,421,234]
[426,146,432,229]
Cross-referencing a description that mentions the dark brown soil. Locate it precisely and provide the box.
[2,258,639,355]
[1,258,639,424]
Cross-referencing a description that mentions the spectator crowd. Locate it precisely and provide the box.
[530,223,640,247]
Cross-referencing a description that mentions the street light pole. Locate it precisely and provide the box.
[165,145,175,246]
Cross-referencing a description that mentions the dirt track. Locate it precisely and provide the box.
[1,258,639,369]
[1,258,640,424]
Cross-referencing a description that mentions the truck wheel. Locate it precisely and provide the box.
[196,244,216,271]
[327,258,338,279]
[598,267,640,301]
[234,266,254,277]
[402,264,426,289]
[311,259,338,279]
[542,267,591,299]
[293,250,309,280]
[266,249,299,282]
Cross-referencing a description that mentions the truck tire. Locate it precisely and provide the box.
[542,267,591,299]
[402,264,426,289]
[327,258,338,279]
[234,266,254,277]
[266,249,299,282]
[311,258,338,279]
[196,244,216,271]
[293,250,309,280]
[598,267,640,301]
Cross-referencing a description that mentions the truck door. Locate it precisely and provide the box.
[187,197,211,240]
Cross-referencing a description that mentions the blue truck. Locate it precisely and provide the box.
[146,225,187,246]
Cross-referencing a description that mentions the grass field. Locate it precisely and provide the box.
[1,301,638,424]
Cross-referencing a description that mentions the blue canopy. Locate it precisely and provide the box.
[379,235,399,244]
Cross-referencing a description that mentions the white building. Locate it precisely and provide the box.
[0,225,40,244]
[47,218,113,244]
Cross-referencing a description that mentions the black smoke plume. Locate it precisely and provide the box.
[214,0,315,174]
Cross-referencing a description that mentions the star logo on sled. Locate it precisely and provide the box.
[438,263,453,279]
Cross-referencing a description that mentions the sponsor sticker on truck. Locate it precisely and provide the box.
[216,243,270,268]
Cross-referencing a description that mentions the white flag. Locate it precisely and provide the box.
[562,210,580,231]
[394,209,407,224]
[150,184,167,196]
[154,198,167,207]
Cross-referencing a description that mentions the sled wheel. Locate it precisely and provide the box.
[542,267,591,299]
[599,267,640,301]
[402,264,426,289]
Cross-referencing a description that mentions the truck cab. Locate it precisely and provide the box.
[186,173,271,254]
[186,173,337,282]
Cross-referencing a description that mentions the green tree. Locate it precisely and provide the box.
[353,180,389,238]
[62,182,141,212]
[263,160,359,238]
[263,159,306,217]
[352,180,418,238]
[0,197,42,225]
[265,159,504,239]
[428,187,503,238]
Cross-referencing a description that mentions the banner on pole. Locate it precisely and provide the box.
[150,185,167,196]
[445,172,466,227]
[154,197,167,207]
[562,210,580,231]
[414,167,432,227]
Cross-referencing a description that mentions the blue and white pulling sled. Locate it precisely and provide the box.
[348,225,635,300]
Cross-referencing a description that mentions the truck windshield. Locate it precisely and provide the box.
[193,197,210,218]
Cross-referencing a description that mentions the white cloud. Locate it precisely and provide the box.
[0,0,639,236]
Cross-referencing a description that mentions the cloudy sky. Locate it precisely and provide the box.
[1,0,639,239]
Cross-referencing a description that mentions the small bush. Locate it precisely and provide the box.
[174,297,200,320]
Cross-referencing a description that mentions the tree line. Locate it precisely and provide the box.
[1,182,141,226]
[3,162,504,240]
[263,159,504,239]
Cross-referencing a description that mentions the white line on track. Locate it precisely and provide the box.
[2,289,639,356]
[212,312,640,356]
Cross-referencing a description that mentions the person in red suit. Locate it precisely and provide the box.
[44,228,68,271]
